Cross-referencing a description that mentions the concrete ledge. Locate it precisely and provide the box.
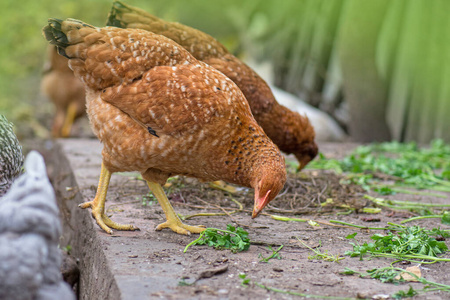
[41,139,449,300]
[49,139,237,299]
[48,140,121,300]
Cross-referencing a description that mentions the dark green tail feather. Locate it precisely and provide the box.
[43,18,95,58]
[43,19,68,46]
[43,18,69,58]
[106,1,129,28]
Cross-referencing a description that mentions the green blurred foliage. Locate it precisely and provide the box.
[2,0,448,142]
[0,0,253,136]
[0,0,112,130]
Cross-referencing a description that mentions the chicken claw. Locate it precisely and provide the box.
[79,162,139,234]
[209,180,237,194]
[147,181,206,235]
[155,220,205,235]
[79,200,138,234]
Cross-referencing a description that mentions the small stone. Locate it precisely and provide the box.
[218,289,228,295]
[273,267,283,272]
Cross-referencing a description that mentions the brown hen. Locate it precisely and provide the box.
[41,45,86,137]
[43,18,286,235]
[107,1,318,169]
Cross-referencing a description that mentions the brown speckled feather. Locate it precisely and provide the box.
[102,64,253,137]
[44,19,286,194]
[107,2,318,168]
[108,4,229,60]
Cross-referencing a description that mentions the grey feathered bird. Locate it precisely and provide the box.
[0,151,75,300]
[0,115,24,197]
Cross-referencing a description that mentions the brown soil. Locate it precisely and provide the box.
[37,139,450,300]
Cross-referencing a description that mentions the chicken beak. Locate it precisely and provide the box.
[252,189,271,218]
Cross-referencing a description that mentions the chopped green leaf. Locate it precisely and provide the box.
[307,140,450,195]
[392,286,418,299]
[442,211,450,225]
[184,225,250,253]
[239,273,250,286]
[345,225,449,262]
[345,232,358,239]
[344,266,450,297]
[259,245,283,262]
[339,268,356,275]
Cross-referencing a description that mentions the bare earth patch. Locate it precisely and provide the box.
[38,139,449,300]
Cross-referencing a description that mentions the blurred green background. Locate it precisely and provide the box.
[1,0,449,143]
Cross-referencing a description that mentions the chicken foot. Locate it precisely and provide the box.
[209,180,237,194]
[60,102,79,137]
[146,181,205,235]
[79,162,139,234]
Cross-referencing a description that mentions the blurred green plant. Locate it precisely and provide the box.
[183,224,250,253]
[342,267,450,298]
[308,140,450,193]
[258,245,283,262]
[0,0,244,137]
[3,0,449,144]
[345,225,449,263]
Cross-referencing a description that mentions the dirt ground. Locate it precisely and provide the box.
[37,139,450,300]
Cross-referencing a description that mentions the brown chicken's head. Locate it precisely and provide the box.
[289,113,319,170]
[295,141,319,171]
[251,158,287,218]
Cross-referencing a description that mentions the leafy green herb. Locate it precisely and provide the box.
[427,227,450,238]
[365,195,450,215]
[258,245,283,262]
[308,140,450,194]
[373,185,396,195]
[392,286,418,299]
[141,192,156,206]
[345,226,449,262]
[239,273,250,286]
[177,278,193,286]
[343,266,450,298]
[60,244,72,255]
[365,267,404,283]
[297,239,344,263]
[442,211,450,225]
[270,215,308,222]
[341,267,405,284]
[183,225,250,253]
[345,232,358,239]
[400,211,450,225]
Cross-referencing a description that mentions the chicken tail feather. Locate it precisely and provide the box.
[43,18,70,58]
[43,18,95,58]
[107,1,129,28]
[107,1,161,29]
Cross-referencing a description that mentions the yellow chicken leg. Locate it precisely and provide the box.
[61,102,78,137]
[79,162,139,234]
[146,181,205,235]
[209,180,237,194]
